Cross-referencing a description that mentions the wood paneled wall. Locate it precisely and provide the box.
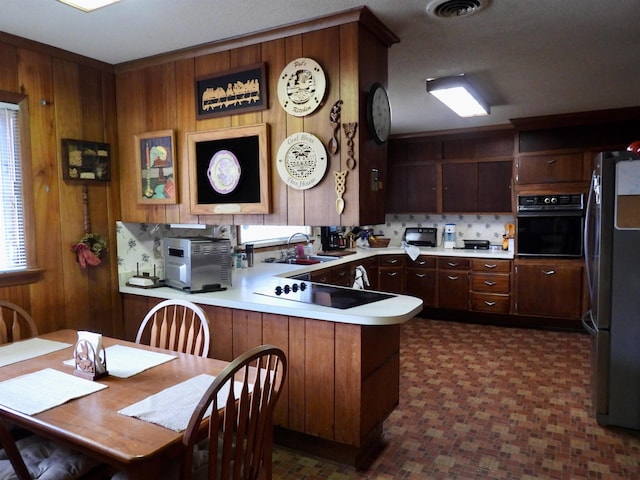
[0,33,121,337]
[115,8,396,227]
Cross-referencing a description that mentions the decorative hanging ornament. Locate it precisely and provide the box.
[277,57,326,117]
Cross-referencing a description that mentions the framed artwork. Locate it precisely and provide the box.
[187,123,270,215]
[134,130,177,204]
[62,139,110,182]
[195,63,268,119]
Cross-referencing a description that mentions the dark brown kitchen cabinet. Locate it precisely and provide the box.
[406,256,436,308]
[386,163,437,213]
[378,255,406,294]
[311,263,353,287]
[515,152,588,185]
[469,259,511,314]
[437,257,470,310]
[514,261,584,319]
[443,161,512,213]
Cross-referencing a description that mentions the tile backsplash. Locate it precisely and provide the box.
[379,213,515,247]
[116,213,514,283]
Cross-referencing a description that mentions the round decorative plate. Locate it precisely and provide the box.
[276,132,327,190]
[277,57,326,117]
[207,149,241,194]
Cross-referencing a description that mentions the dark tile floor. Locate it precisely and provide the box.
[272,318,640,479]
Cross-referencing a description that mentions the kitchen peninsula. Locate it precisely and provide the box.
[119,246,514,466]
[120,249,422,467]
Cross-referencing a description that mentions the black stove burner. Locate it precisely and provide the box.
[255,282,394,309]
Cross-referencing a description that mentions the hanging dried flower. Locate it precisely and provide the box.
[72,233,107,268]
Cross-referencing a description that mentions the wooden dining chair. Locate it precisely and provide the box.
[0,301,37,345]
[136,299,211,357]
[0,418,111,480]
[180,344,287,480]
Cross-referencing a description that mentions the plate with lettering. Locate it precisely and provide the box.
[276,132,327,190]
[277,57,326,117]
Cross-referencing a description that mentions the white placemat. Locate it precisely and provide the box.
[63,344,176,378]
[118,373,247,432]
[0,368,107,415]
[0,338,72,368]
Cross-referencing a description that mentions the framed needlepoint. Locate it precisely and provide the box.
[134,130,177,204]
[187,123,270,215]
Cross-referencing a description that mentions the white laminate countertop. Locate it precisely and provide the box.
[119,246,514,326]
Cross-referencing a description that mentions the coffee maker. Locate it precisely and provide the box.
[320,226,345,251]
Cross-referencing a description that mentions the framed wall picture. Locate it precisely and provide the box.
[195,63,267,119]
[134,130,177,204]
[62,139,110,182]
[187,123,270,215]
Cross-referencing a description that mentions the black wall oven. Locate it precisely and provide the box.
[516,193,585,258]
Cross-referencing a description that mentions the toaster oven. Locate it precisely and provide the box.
[163,237,232,293]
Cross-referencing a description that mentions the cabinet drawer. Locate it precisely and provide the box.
[437,257,470,270]
[408,256,436,268]
[378,255,406,267]
[471,259,511,273]
[470,293,511,313]
[471,273,510,293]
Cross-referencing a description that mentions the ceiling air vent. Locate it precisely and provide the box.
[426,0,487,19]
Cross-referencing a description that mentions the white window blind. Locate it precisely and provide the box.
[0,101,27,271]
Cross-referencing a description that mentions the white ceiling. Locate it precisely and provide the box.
[2,0,639,135]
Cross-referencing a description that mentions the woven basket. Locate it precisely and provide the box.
[368,237,390,248]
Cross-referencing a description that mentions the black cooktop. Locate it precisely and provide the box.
[254,281,395,309]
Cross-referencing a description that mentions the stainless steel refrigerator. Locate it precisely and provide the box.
[583,150,640,430]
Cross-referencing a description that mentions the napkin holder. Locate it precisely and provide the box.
[73,338,108,381]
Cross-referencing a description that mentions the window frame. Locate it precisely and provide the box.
[0,90,41,286]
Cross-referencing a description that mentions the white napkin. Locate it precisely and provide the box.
[118,374,248,432]
[0,368,107,415]
[0,338,71,368]
[77,331,106,374]
[402,241,420,261]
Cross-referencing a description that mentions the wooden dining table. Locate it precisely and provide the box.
[0,330,231,479]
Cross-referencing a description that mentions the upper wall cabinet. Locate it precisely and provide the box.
[515,152,589,185]
[387,128,515,214]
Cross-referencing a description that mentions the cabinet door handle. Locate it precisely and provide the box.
[484,264,497,269]
[387,259,399,265]
[545,159,557,165]
[484,301,497,306]
[386,272,398,277]
[337,271,346,277]
[415,273,427,278]
[543,270,556,275]
[447,262,460,267]
[447,275,459,281]
[416,260,427,266]
[484,281,497,286]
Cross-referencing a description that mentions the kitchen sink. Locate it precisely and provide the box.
[276,255,337,265]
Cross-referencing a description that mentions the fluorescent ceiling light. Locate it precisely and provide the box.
[426,75,490,117]
[58,0,120,12]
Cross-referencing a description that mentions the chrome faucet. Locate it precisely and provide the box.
[287,232,310,258]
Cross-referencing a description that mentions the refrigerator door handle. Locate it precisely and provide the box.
[582,310,596,335]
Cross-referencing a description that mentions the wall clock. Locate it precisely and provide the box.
[277,57,326,117]
[366,82,391,144]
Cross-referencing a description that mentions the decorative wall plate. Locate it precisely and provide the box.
[277,57,326,117]
[207,149,241,194]
[276,132,327,190]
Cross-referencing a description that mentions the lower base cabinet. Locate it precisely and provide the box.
[514,260,585,320]
[406,256,436,308]
[120,294,400,468]
[470,259,512,314]
[437,257,470,309]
